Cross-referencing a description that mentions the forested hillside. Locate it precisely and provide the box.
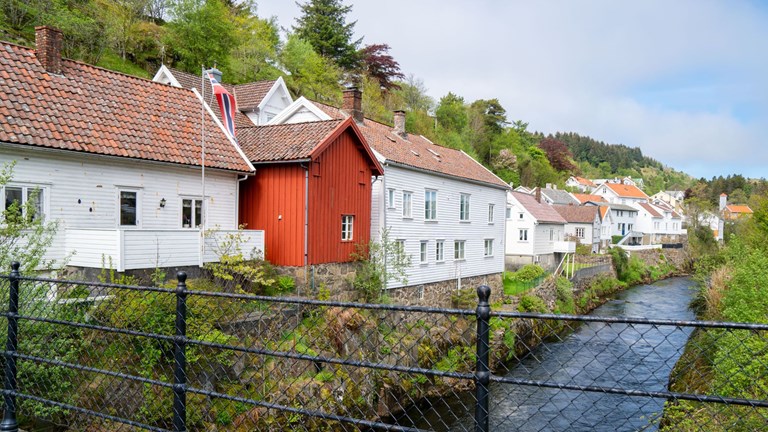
[0,0,710,194]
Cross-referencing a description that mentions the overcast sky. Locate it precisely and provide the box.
[256,1,768,180]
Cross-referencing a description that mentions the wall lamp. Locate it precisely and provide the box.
[160,198,166,208]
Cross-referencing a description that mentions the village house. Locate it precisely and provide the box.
[650,190,686,215]
[553,205,601,253]
[720,193,753,220]
[539,185,580,206]
[505,191,571,271]
[267,91,509,302]
[0,27,263,272]
[565,176,597,193]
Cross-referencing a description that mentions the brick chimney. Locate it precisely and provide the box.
[343,87,363,123]
[35,26,63,75]
[535,187,541,203]
[393,110,406,138]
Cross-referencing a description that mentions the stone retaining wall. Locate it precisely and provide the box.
[386,273,504,308]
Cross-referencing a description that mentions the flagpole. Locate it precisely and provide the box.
[200,65,206,267]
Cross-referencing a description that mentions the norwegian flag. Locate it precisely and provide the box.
[207,72,237,139]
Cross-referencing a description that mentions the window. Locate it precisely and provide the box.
[119,190,138,226]
[181,198,203,228]
[506,207,512,219]
[3,185,45,222]
[388,189,395,208]
[519,229,528,241]
[550,229,554,241]
[420,241,428,264]
[654,221,660,230]
[424,190,437,220]
[395,239,406,257]
[488,204,495,223]
[575,227,585,238]
[341,215,354,241]
[435,240,444,262]
[519,213,524,219]
[484,239,493,257]
[460,193,470,221]
[454,240,465,260]
[402,191,412,218]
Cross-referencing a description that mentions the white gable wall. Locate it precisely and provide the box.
[373,164,506,289]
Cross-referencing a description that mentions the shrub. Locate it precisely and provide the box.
[508,264,545,282]
[517,294,548,313]
[554,277,575,314]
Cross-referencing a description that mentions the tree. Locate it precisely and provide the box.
[435,92,468,133]
[165,0,236,74]
[293,0,361,70]
[360,43,404,91]
[538,137,577,173]
[393,74,434,113]
[280,34,342,103]
[228,11,281,83]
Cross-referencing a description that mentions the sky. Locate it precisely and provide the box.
[256,1,768,180]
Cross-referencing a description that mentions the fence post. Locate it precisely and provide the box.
[1,262,20,432]
[474,285,491,432]
[172,272,187,432]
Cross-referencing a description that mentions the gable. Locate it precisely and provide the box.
[269,96,332,125]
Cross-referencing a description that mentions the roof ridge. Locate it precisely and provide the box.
[238,119,342,131]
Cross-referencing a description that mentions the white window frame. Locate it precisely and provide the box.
[506,206,512,219]
[420,240,428,264]
[435,240,445,262]
[118,188,141,228]
[575,227,585,238]
[454,240,465,260]
[341,215,354,241]
[387,188,395,209]
[2,184,47,223]
[519,229,528,241]
[488,203,495,224]
[424,189,437,221]
[459,193,471,221]
[181,197,204,228]
[402,191,412,218]
[484,239,493,257]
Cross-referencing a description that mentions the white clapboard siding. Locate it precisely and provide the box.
[202,230,265,263]
[65,229,120,268]
[0,145,249,269]
[374,165,507,289]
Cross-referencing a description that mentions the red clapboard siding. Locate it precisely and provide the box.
[239,164,306,266]
[308,128,373,264]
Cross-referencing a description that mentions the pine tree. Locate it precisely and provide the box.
[293,0,361,70]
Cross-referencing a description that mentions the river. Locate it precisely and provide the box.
[396,277,699,432]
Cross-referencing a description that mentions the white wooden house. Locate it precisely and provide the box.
[505,191,572,270]
[0,27,263,271]
[261,90,509,298]
[553,205,601,253]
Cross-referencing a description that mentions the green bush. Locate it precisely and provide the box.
[554,277,575,314]
[517,294,548,313]
[508,264,545,282]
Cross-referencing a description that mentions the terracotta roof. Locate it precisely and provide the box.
[238,120,343,162]
[167,68,254,128]
[573,193,607,204]
[604,182,649,199]
[637,202,662,218]
[574,176,596,187]
[314,103,509,189]
[234,80,278,109]
[511,191,566,224]
[726,205,753,214]
[553,205,598,223]
[0,42,251,172]
[599,206,610,221]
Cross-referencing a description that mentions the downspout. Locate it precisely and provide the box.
[236,172,253,230]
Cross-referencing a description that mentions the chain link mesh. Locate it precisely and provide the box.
[0,275,767,431]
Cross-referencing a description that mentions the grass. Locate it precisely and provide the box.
[96,52,151,78]
[503,272,547,296]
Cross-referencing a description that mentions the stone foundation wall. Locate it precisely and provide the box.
[630,247,688,271]
[505,253,557,272]
[386,273,504,308]
[274,262,360,300]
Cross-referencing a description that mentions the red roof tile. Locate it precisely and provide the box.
[553,205,598,223]
[0,43,251,171]
[168,67,255,128]
[574,176,596,187]
[234,80,278,109]
[314,103,508,189]
[573,193,606,204]
[511,192,566,224]
[726,205,753,214]
[238,120,343,162]
[638,202,662,218]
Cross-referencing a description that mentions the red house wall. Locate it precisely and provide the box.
[239,164,306,266]
[308,128,373,264]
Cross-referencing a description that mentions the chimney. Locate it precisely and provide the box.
[545,183,552,189]
[393,110,406,138]
[343,87,363,123]
[205,67,223,83]
[719,193,727,211]
[35,26,63,75]
[535,187,541,203]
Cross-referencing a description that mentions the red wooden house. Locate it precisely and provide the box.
[237,118,383,266]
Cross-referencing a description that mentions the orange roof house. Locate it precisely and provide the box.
[724,204,753,220]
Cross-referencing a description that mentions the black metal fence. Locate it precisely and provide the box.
[0,263,767,431]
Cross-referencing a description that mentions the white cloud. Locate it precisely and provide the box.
[257,0,768,178]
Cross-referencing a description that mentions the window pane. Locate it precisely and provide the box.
[120,191,137,226]
[4,187,22,222]
[26,188,44,221]
[195,200,203,228]
[182,199,192,227]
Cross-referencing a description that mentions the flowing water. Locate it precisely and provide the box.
[396,277,699,432]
